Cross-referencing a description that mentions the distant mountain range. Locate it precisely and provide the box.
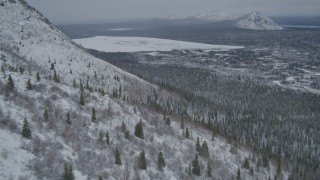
[162,11,284,31]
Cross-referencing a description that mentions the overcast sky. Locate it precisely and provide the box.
[26,0,320,24]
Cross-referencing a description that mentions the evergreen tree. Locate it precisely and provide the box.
[62,163,74,180]
[86,80,90,90]
[207,161,212,177]
[66,111,71,125]
[69,165,74,180]
[165,117,171,126]
[7,74,14,90]
[237,167,241,180]
[21,118,31,139]
[36,72,40,82]
[1,65,5,74]
[98,130,104,143]
[124,130,130,140]
[79,80,84,92]
[134,119,144,139]
[180,116,184,129]
[50,63,54,70]
[106,131,110,145]
[79,93,85,106]
[43,108,49,122]
[118,85,122,98]
[72,78,76,88]
[91,106,96,122]
[26,78,32,90]
[98,175,103,180]
[157,151,166,171]
[63,164,69,180]
[185,127,190,139]
[196,137,201,152]
[262,156,269,168]
[138,150,147,170]
[192,154,201,176]
[115,147,122,165]
[53,70,60,82]
[243,158,250,169]
[201,140,209,158]
[121,121,127,132]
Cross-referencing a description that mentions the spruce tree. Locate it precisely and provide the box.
[7,74,14,90]
[207,161,212,177]
[43,108,49,122]
[50,63,54,70]
[36,72,40,82]
[124,130,130,140]
[138,150,147,170]
[106,131,110,145]
[157,151,166,171]
[98,130,104,142]
[26,78,32,90]
[115,147,122,165]
[196,137,201,152]
[79,80,84,92]
[134,119,144,139]
[165,117,171,126]
[243,158,250,169]
[98,175,103,180]
[63,164,69,180]
[237,167,241,180]
[1,65,5,74]
[53,70,60,83]
[21,118,31,139]
[86,80,90,90]
[91,106,96,122]
[62,164,74,180]
[69,165,74,180]
[180,116,184,129]
[192,154,201,176]
[72,78,76,88]
[66,111,71,125]
[121,121,127,132]
[201,141,209,158]
[79,93,85,106]
[185,127,190,139]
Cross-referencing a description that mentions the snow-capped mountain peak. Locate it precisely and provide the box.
[236,11,283,30]
[165,11,235,22]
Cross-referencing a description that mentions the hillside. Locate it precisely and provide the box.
[0,0,285,179]
[235,12,284,30]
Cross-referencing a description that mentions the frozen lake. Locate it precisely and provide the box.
[73,36,243,52]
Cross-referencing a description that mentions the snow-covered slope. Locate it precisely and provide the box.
[0,0,285,179]
[236,12,284,30]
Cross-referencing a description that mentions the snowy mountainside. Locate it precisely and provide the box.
[166,11,235,22]
[0,0,284,179]
[236,12,284,30]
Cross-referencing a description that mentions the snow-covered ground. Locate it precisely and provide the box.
[73,36,243,52]
[0,0,288,179]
